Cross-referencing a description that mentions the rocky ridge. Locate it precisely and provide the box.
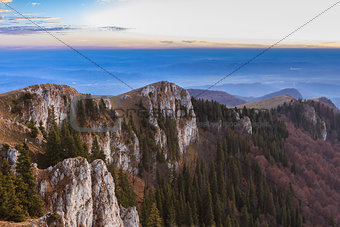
[0,82,199,174]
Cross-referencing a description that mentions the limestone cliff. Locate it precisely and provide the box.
[35,157,139,227]
[135,81,199,155]
[303,104,327,141]
[120,206,140,227]
[17,84,78,129]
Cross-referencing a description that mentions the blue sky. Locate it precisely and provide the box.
[1,0,340,48]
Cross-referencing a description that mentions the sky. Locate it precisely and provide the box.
[0,0,340,48]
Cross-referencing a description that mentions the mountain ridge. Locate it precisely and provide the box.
[240,88,303,102]
[1,81,340,226]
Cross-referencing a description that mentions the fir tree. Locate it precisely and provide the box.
[90,137,106,162]
[15,143,43,218]
[44,123,62,167]
[60,120,77,159]
[0,163,26,222]
[27,119,39,138]
[116,168,137,208]
[147,203,162,227]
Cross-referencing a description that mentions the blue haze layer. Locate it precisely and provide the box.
[0,48,339,107]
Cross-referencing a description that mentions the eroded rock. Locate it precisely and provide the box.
[36,157,126,227]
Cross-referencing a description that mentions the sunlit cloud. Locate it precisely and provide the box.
[0,0,13,3]
[31,2,40,6]
[0,9,10,12]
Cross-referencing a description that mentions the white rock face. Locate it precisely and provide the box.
[239,116,252,134]
[139,81,199,155]
[303,104,327,141]
[91,160,124,227]
[321,121,327,141]
[120,206,140,227]
[304,105,318,126]
[36,157,126,227]
[6,147,19,172]
[21,84,79,129]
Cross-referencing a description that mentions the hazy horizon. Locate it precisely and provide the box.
[1,48,339,107]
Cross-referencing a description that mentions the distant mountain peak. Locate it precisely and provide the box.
[251,88,302,102]
[237,94,297,110]
[187,89,246,107]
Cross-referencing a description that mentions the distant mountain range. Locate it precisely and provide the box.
[187,81,340,109]
[188,88,303,108]
[188,83,277,97]
[187,89,246,107]
[237,88,303,102]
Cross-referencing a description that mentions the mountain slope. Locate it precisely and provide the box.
[188,89,246,107]
[252,88,303,101]
[309,97,340,113]
[237,94,296,110]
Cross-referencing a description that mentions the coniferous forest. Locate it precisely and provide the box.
[139,98,305,227]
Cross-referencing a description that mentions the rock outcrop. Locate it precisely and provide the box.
[239,116,252,134]
[137,81,199,155]
[87,81,199,172]
[19,84,79,129]
[303,104,327,141]
[120,206,140,227]
[35,157,134,227]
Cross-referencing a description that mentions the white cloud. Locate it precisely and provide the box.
[32,2,40,6]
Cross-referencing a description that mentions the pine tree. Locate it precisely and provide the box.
[90,137,106,162]
[77,100,86,127]
[116,168,137,207]
[15,143,43,218]
[240,206,249,227]
[226,215,233,227]
[266,191,276,218]
[147,203,162,227]
[27,119,39,138]
[0,165,26,222]
[60,120,77,159]
[45,123,62,167]
[141,189,155,227]
[205,183,216,227]
[39,120,47,138]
